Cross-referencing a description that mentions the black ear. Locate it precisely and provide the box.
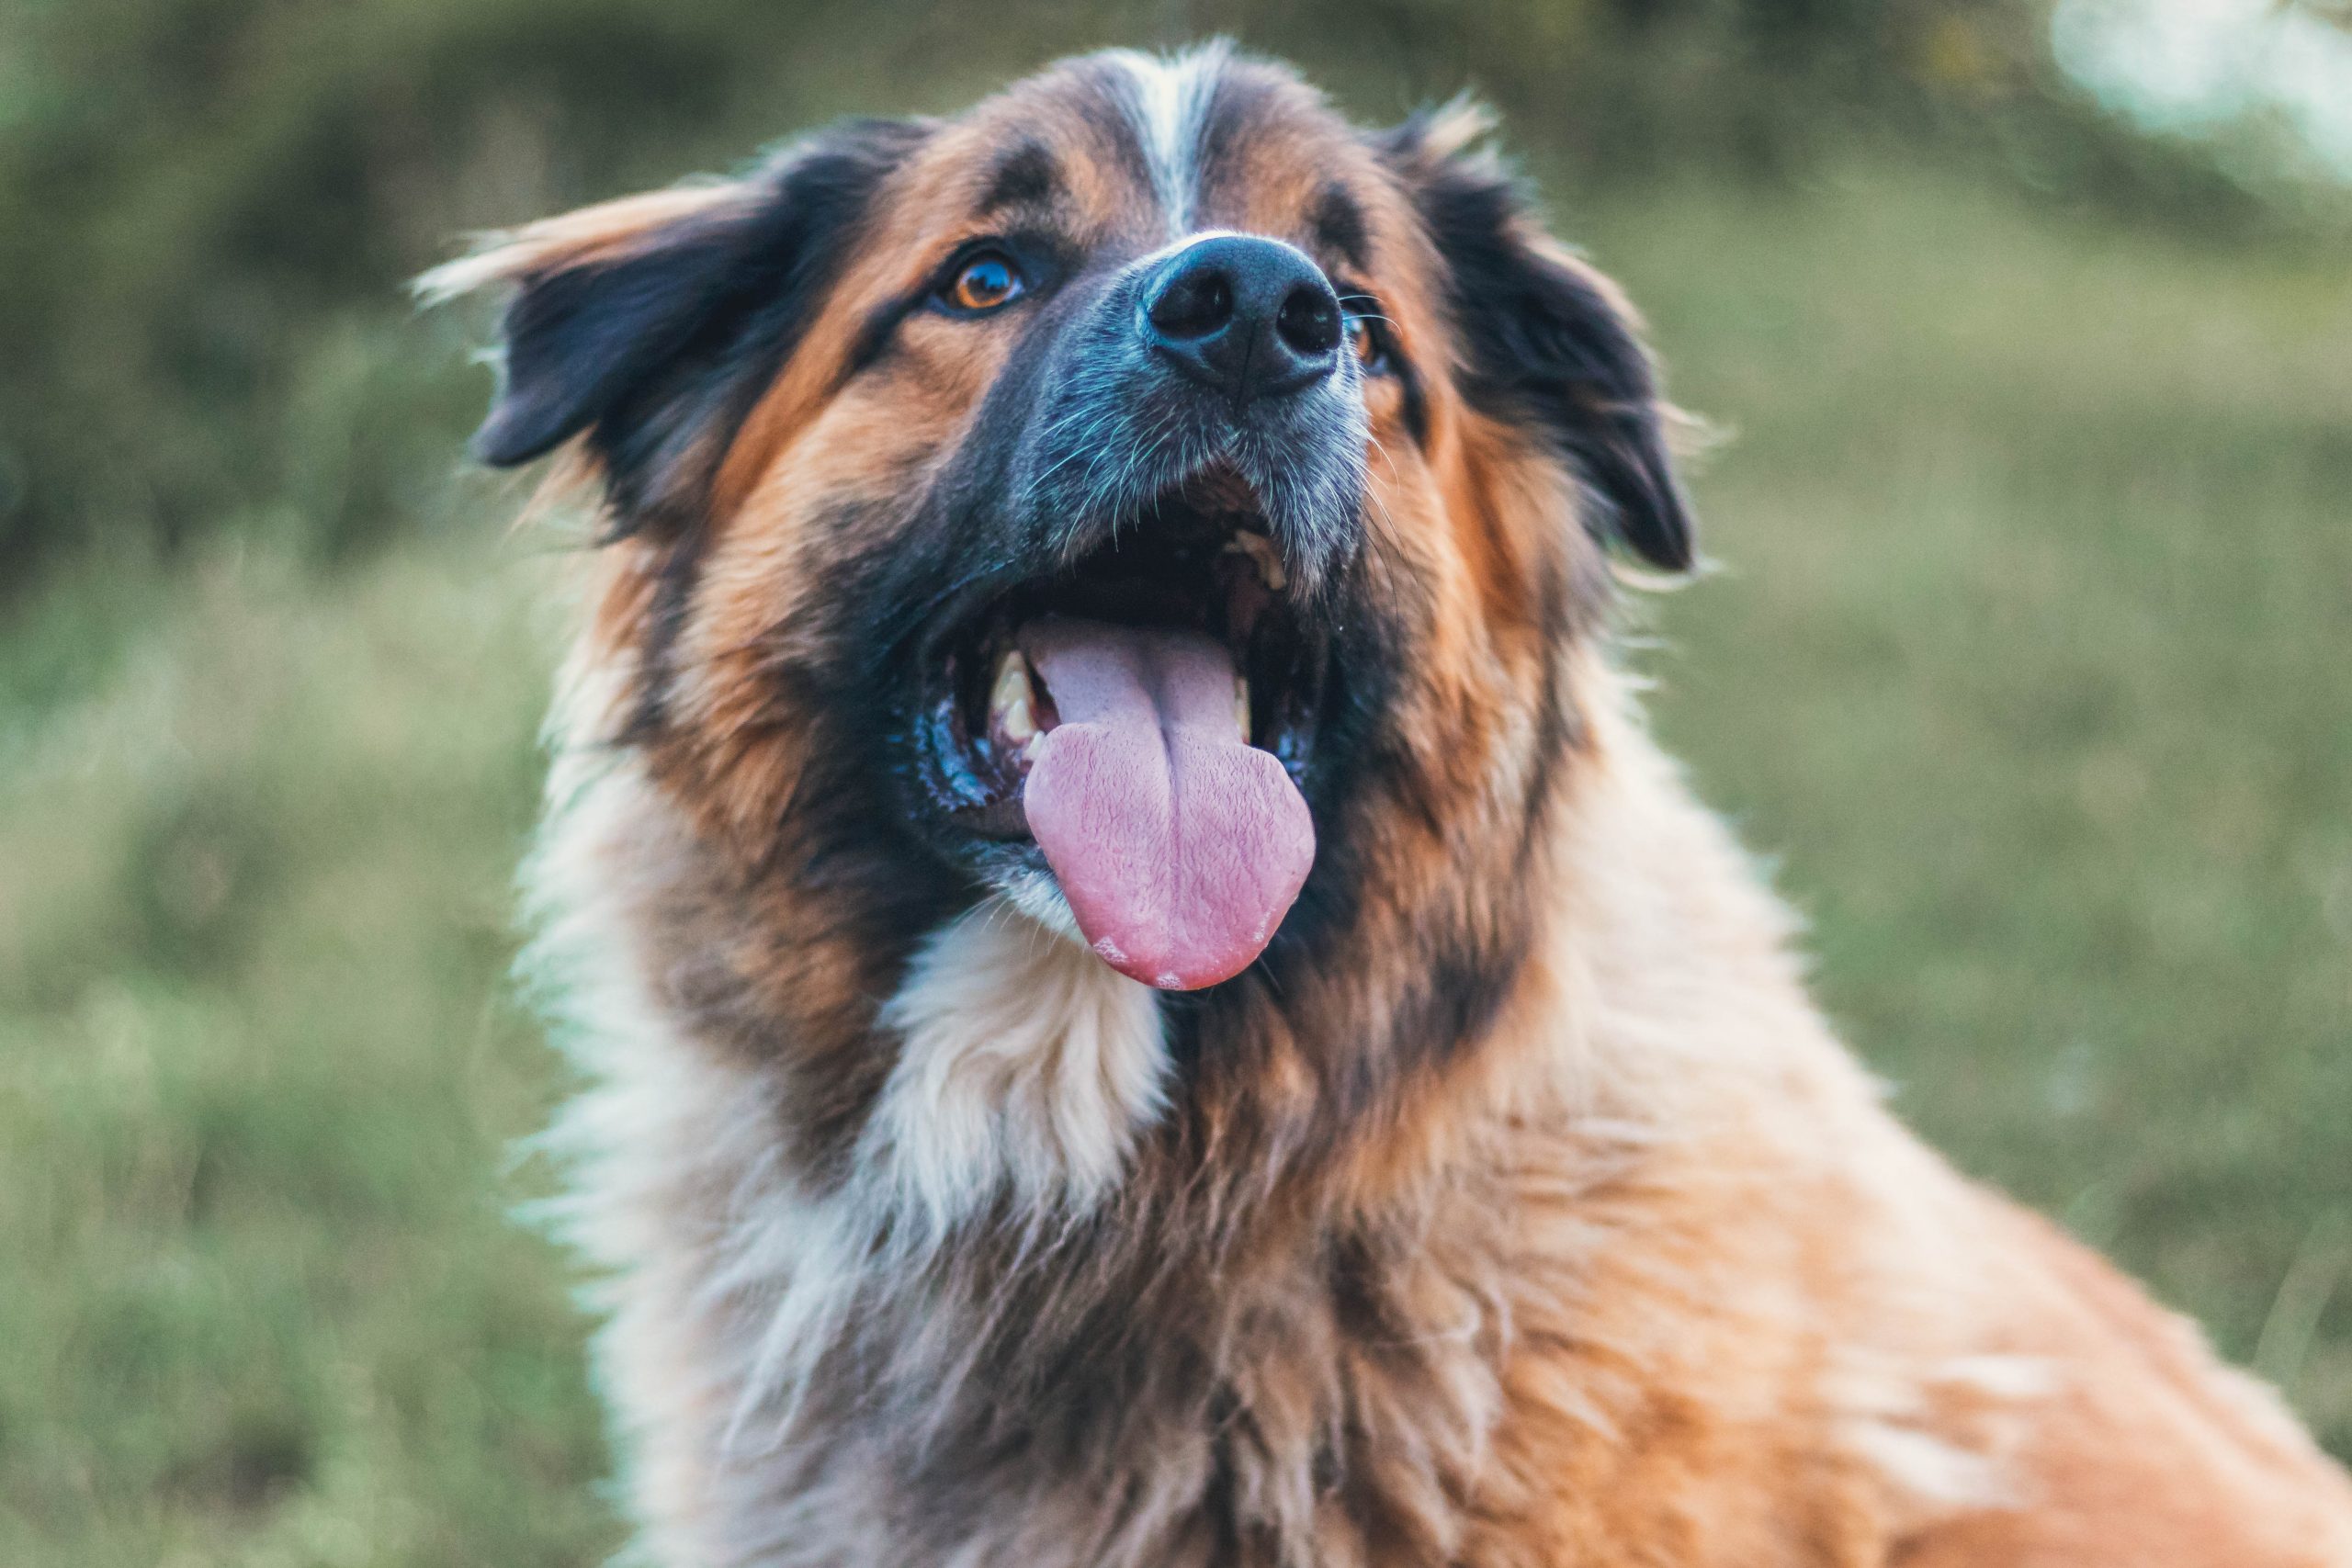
[427,118,929,536]
[1380,111,1695,572]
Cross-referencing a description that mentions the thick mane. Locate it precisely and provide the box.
[525,638,1834,1564]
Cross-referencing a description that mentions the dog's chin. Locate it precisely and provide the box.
[995,865,1089,946]
[901,467,1339,989]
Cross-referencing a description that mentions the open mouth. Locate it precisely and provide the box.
[912,470,1325,989]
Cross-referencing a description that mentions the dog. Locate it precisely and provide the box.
[427,43,2352,1566]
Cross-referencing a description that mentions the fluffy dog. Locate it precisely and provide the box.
[429,43,2352,1566]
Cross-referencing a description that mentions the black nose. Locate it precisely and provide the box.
[1140,235,1343,406]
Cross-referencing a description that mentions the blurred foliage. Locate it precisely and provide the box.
[1,0,2342,584]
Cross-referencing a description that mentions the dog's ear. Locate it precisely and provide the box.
[420,118,929,536]
[1377,106,1695,572]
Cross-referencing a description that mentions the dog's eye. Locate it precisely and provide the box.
[941,252,1025,314]
[1343,311,1389,375]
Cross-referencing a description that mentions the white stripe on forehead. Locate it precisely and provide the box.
[1101,43,1230,236]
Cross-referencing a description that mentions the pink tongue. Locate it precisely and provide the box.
[1019,618,1314,990]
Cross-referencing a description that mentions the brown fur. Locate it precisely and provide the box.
[437,45,2352,1567]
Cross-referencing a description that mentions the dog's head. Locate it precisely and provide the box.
[438,45,1691,1158]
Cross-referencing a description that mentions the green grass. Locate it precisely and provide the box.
[2,165,2346,1562]
[0,541,614,1564]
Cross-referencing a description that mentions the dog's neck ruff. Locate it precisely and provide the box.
[863,890,1172,1238]
[518,645,1999,1567]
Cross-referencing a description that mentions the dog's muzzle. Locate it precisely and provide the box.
[1009,234,1370,597]
[906,233,1371,989]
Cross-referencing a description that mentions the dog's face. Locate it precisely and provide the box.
[448,47,1690,1159]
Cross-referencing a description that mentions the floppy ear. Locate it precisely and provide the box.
[420,118,929,536]
[1378,107,1695,572]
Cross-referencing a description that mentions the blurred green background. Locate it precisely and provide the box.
[2,1,2348,1562]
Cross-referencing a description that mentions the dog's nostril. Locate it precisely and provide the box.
[1141,235,1341,403]
[1275,286,1340,358]
[1148,270,1234,342]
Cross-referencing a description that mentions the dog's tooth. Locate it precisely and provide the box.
[991,648,1032,711]
[1235,673,1250,743]
[1222,533,1287,592]
[992,649,1039,744]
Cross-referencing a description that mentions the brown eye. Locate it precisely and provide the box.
[1343,311,1388,373]
[944,252,1024,313]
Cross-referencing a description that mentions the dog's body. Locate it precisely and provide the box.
[435,47,2352,1565]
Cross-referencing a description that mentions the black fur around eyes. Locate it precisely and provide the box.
[1336,291,1395,378]
[936,252,1024,314]
[925,238,1058,319]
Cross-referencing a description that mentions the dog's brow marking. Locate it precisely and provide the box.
[1103,44,1227,235]
[1312,182,1371,272]
[977,140,1059,217]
